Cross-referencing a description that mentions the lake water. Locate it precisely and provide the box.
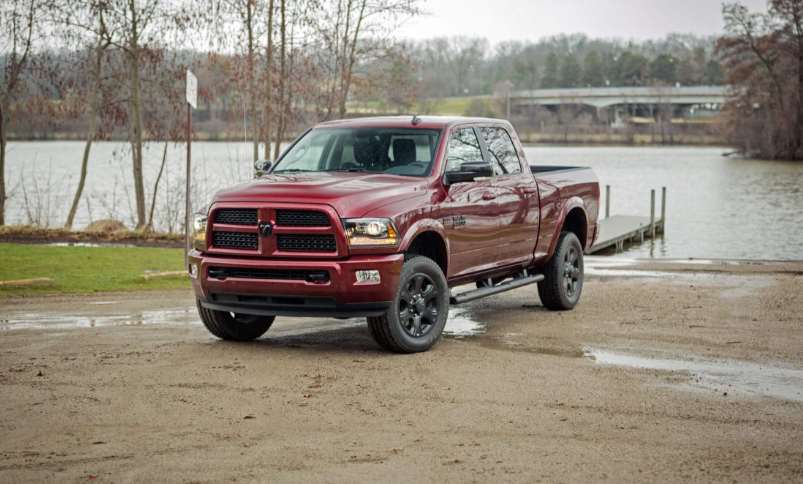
[4,141,802,260]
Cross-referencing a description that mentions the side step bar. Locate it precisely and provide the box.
[449,274,544,305]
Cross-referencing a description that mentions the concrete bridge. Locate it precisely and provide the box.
[510,86,729,126]
[511,86,728,108]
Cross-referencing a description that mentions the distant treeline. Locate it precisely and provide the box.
[9,33,727,142]
[406,33,724,102]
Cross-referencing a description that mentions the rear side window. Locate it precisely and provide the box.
[480,127,521,176]
[446,128,483,172]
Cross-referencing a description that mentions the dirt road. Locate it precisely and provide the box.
[1,258,802,482]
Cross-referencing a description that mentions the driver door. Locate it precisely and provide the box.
[442,127,499,278]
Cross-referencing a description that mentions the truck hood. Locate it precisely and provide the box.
[211,172,428,218]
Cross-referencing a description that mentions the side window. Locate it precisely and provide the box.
[446,128,483,172]
[480,127,521,176]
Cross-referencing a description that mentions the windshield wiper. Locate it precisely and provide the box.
[273,169,313,173]
[325,168,368,172]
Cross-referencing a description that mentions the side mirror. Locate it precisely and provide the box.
[445,161,494,184]
[254,159,272,174]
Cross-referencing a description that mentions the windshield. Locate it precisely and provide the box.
[272,127,442,177]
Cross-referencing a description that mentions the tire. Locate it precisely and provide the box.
[537,231,584,311]
[367,256,450,353]
[196,300,275,341]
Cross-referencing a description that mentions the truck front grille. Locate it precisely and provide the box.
[213,231,259,250]
[215,209,258,225]
[277,234,337,252]
[276,210,331,227]
[208,266,329,283]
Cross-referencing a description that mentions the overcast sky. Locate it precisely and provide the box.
[397,0,769,44]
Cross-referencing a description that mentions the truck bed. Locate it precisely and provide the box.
[529,165,588,175]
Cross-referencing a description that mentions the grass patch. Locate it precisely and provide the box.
[0,243,190,295]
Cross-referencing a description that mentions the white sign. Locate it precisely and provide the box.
[186,69,197,109]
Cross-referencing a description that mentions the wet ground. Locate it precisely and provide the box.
[1,258,802,482]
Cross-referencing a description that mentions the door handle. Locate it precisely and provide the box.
[482,193,497,200]
[523,187,537,194]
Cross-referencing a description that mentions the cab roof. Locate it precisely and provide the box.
[313,115,509,130]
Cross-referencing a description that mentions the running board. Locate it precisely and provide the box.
[449,274,544,305]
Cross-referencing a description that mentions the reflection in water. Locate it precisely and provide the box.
[0,308,198,330]
[442,306,486,338]
[586,349,803,402]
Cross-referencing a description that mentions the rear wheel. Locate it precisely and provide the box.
[196,300,275,341]
[537,231,584,310]
[367,256,449,353]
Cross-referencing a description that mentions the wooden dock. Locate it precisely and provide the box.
[586,187,665,254]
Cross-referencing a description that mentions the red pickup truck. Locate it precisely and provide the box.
[189,116,600,353]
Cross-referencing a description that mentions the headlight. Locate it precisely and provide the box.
[193,214,207,248]
[343,218,399,247]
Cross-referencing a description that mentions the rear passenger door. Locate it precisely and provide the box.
[442,126,499,278]
[479,126,540,268]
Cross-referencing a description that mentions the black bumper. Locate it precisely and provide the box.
[198,292,391,318]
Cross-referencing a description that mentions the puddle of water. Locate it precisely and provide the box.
[585,257,640,268]
[586,349,803,402]
[585,268,721,279]
[47,242,137,248]
[442,307,486,338]
[481,332,585,358]
[0,308,199,330]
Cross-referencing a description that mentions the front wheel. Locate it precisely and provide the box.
[196,300,275,341]
[367,256,450,353]
[537,231,584,310]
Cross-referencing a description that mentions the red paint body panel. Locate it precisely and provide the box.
[192,116,599,316]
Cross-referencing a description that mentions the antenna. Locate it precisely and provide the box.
[411,115,422,125]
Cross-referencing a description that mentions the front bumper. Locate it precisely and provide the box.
[189,250,403,318]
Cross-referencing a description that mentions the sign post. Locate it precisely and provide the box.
[185,69,197,268]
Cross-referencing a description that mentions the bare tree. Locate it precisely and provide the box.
[59,2,114,229]
[718,0,803,160]
[91,0,174,230]
[272,0,286,159]
[0,0,44,226]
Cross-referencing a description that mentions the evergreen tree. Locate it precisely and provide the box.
[541,51,559,88]
[582,51,604,87]
[512,58,538,90]
[704,59,723,85]
[559,53,581,88]
[650,54,678,84]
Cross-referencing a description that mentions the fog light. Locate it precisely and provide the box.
[189,263,198,279]
[356,270,380,283]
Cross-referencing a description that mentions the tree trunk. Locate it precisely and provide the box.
[128,0,146,230]
[247,0,259,162]
[272,0,286,160]
[66,35,105,229]
[264,0,274,160]
[147,141,168,228]
[338,0,367,119]
[0,101,6,226]
[796,7,803,159]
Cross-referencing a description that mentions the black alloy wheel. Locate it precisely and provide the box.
[398,274,439,338]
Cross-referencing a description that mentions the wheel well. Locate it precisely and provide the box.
[406,231,448,275]
[561,208,588,249]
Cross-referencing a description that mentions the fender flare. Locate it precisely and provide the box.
[545,197,589,259]
[399,219,451,268]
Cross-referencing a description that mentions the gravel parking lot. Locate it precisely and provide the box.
[1,259,802,482]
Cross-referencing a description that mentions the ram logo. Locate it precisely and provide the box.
[258,222,273,238]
